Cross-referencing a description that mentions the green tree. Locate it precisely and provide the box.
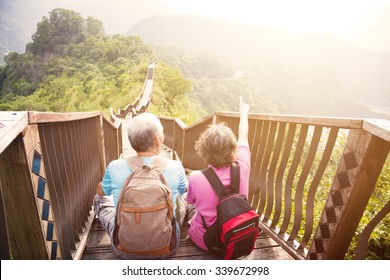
[154,64,191,115]
[28,8,85,56]
[85,17,105,38]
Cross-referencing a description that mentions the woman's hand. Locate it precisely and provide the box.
[240,96,250,115]
[238,96,249,143]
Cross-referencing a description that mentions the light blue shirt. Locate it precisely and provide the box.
[101,156,187,211]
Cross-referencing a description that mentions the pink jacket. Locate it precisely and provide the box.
[187,143,251,251]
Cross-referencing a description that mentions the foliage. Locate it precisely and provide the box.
[27,8,86,56]
[148,62,205,123]
[0,8,197,122]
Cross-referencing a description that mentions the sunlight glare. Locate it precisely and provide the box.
[163,0,390,36]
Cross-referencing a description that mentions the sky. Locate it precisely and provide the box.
[6,0,390,52]
[162,0,390,52]
[45,0,390,33]
[163,0,388,33]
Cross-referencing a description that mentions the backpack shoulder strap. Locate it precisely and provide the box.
[149,156,169,173]
[124,156,143,172]
[124,156,169,173]
[229,162,240,194]
[201,167,227,199]
[201,163,241,199]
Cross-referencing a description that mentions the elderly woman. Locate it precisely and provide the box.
[186,98,251,251]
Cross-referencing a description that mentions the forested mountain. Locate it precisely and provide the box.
[129,15,390,118]
[0,8,202,123]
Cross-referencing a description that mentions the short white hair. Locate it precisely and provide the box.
[127,113,163,152]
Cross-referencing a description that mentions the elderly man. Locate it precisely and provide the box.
[94,113,187,259]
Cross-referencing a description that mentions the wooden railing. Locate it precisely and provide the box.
[159,115,214,169]
[159,112,390,260]
[0,111,121,259]
[103,116,122,165]
[2,108,388,260]
[111,59,157,119]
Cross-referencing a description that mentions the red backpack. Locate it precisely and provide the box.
[201,163,260,259]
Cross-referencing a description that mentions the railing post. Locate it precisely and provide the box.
[171,119,176,160]
[181,126,186,164]
[117,120,123,159]
[307,128,390,259]
[97,114,107,172]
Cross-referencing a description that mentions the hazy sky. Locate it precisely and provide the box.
[165,0,387,33]
[163,0,390,51]
[7,0,390,52]
[23,0,389,31]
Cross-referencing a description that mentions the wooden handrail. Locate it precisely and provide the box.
[218,112,390,142]
[362,119,390,142]
[159,112,390,260]
[217,111,364,128]
[28,111,101,124]
[0,112,29,154]
[159,114,214,169]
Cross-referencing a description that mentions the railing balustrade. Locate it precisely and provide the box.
[159,112,390,260]
[160,115,214,170]
[0,111,121,259]
[1,108,389,260]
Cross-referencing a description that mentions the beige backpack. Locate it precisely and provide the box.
[112,156,177,259]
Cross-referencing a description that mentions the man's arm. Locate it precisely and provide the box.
[96,182,106,196]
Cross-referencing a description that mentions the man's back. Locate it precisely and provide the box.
[112,156,180,259]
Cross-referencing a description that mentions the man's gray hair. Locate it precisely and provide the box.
[127,113,164,152]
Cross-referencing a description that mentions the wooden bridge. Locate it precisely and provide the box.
[1,61,389,260]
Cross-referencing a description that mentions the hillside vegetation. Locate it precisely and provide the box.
[0,8,202,123]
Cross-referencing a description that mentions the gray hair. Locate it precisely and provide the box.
[127,113,164,152]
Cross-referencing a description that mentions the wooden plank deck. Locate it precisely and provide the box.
[81,117,293,260]
[82,216,293,260]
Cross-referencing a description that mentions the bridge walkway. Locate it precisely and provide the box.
[81,118,293,260]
